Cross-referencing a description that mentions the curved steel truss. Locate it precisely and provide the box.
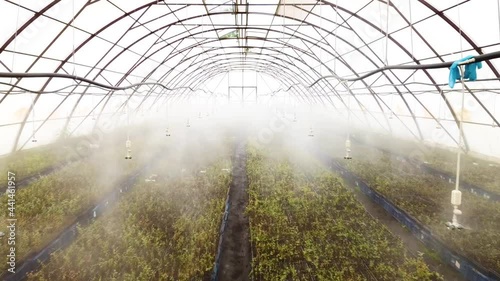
[0,0,499,156]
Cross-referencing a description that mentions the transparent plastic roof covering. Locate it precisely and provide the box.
[0,0,499,157]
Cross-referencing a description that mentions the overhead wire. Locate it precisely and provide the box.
[71,0,76,76]
[409,0,414,62]
[408,0,416,85]
[385,0,390,65]
[437,91,442,127]
[10,0,21,86]
[378,0,384,62]
[498,0,500,42]
[493,95,498,127]
[333,0,339,73]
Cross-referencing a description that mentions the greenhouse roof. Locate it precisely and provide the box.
[0,0,499,157]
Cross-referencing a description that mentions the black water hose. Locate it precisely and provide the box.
[310,50,500,86]
[1,50,500,90]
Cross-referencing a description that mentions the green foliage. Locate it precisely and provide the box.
[359,133,500,194]
[246,146,441,281]
[426,149,500,194]
[0,146,60,184]
[0,135,162,272]
[343,145,500,274]
[28,153,232,280]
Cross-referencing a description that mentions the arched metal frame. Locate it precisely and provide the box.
[0,0,498,152]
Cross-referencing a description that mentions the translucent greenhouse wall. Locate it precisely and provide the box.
[2,2,500,281]
[0,0,499,160]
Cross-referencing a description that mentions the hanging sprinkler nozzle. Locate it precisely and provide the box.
[344,139,352,160]
[125,140,132,160]
[308,127,314,137]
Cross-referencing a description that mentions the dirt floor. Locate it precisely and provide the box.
[218,142,252,281]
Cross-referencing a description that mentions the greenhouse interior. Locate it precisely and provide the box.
[0,0,500,281]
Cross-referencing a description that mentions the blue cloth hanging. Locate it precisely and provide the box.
[448,55,482,88]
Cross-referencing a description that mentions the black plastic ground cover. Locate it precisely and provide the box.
[351,137,500,202]
[2,156,161,281]
[211,181,231,280]
[319,153,500,281]
[212,141,251,281]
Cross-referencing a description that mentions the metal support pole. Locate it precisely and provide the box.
[447,65,466,229]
